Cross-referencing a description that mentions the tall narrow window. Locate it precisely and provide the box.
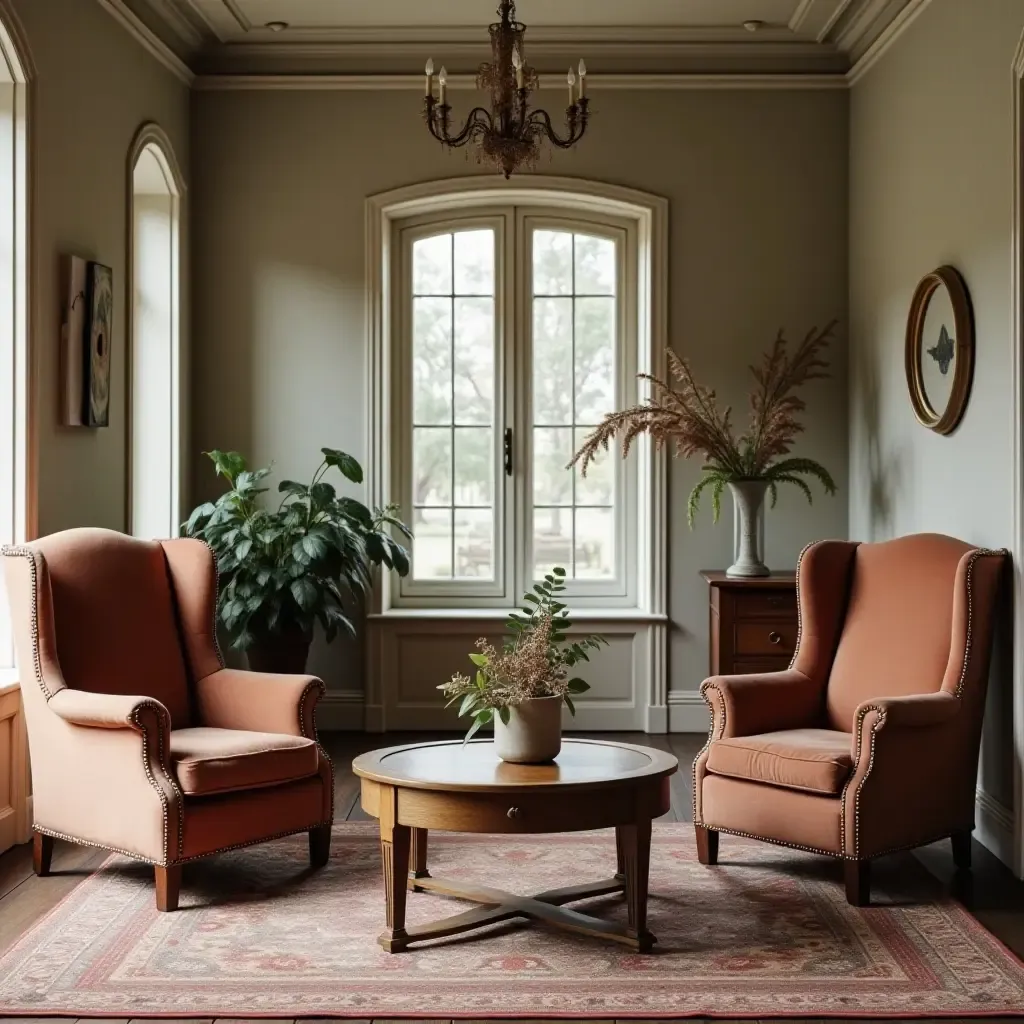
[393,205,636,608]
[129,128,183,540]
[0,19,28,676]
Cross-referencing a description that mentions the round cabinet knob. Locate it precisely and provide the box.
[507,806,522,820]
[769,631,782,645]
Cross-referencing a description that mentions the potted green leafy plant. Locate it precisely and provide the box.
[571,322,838,577]
[438,568,607,763]
[183,447,411,674]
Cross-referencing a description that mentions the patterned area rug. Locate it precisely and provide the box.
[0,823,1022,1018]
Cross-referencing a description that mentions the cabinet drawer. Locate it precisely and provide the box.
[734,620,796,656]
[734,590,797,620]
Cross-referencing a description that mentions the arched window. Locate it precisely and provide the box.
[0,7,30,678]
[127,125,184,540]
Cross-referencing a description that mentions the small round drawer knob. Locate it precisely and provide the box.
[769,631,782,645]
[507,806,522,820]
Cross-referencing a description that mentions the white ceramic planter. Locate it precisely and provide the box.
[493,695,563,764]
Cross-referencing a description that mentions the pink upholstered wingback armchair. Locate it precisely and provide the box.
[693,534,1006,906]
[2,528,334,911]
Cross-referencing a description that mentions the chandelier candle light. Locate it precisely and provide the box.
[423,1,590,178]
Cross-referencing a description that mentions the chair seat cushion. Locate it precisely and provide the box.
[170,727,318,797]
[706,728,853,796]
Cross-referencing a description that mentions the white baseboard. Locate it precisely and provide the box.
[667,691,710,733]
[316,690,366,731]
[975,787,1015,867]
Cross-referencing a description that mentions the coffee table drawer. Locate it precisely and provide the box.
[396,782,668,833]
[734,620,796,656]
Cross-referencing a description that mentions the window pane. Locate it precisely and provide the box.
[413,233,452,295]
[575,507,614,578]
[455,507,493,578]
[533,427,572,506]
[574,426,613,506]
[454,229,494,295]
[574,234,616,295]
[413,427,451,505]
[413,297,452,425]
[454,427,492,506]
[533,297,572,425]
[413,507,452,579]
[533,229,572,295]
[575,297,615,423]
[533,507,573,578]
[453,297,494,425]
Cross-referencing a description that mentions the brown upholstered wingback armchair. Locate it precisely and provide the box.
[693,533,1006,906]
[2,528,334,911]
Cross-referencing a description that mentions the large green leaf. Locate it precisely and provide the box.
[206,449,247,484]
[290,577,318,611]
[322,447,364,484]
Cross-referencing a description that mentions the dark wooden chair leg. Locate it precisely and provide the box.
[32,832,53,877]
[951,829,972,871]
[695,824,719,865]
[844,858,870,906]
[155,865,181,912]
[309,823,332,869]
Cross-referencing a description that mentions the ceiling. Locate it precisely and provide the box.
[124,0,917,77]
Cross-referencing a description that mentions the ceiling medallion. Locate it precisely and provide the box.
[423,1,590,179]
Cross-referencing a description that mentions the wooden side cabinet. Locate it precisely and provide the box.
[700,571,798,677]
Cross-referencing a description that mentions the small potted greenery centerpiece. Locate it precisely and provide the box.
[438,568,607,763]
[183,447,411,673]
[571,322,838,577]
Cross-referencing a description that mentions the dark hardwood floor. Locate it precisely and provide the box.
[0,730,1021,1024]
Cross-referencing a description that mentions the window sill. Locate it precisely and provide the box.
[369,608,668,623]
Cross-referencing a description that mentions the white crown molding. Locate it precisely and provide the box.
[844,0,931,84]
[133,0,205,50]
[95,0,195,84]
[193,71,848,92]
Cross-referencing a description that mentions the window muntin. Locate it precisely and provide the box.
[394,206,636,608]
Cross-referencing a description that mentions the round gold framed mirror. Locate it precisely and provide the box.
[904,265,973,435]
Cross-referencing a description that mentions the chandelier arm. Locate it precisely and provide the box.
[526,105,589,149]
[426,104,494,148]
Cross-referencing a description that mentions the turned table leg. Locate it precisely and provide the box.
[378,784,412,953]
[617,818,655,952]
[409,827,430,892]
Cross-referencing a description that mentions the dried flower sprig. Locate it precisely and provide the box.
[570,321,839,526]
[438,568,608,742]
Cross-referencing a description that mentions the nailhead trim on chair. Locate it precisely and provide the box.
[2,546,51,698]
[33,824,163,865]
[696,544,1006,865]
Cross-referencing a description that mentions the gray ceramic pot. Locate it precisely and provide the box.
[726,479,770,578]
[493,695,563,764]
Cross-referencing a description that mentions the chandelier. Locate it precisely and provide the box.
[423,1,590,179]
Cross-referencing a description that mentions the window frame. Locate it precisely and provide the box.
[367,177,667,621]
[392,209,514,605]
[0,8,30,680]
[126,123,186,542]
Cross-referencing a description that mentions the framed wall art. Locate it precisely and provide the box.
[59,254,88,426]
[904,265,974,435]
[85,261,113,427]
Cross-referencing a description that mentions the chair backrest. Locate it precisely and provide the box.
[825,533,975,731]
[28,528,193,728]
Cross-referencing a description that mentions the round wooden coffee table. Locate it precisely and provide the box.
[352,738,677,953]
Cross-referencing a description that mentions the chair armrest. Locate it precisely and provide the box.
[48,688,171,732]
[858,692,959,733]
[194,668,325,738]
[701,670,823,740]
